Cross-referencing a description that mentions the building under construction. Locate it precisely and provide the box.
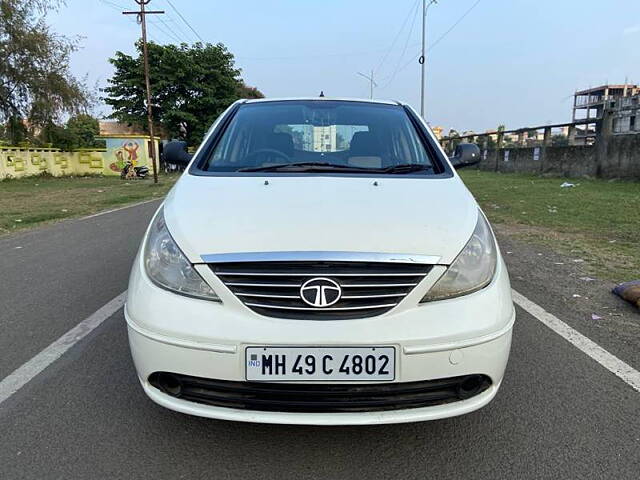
[572,84,639,121]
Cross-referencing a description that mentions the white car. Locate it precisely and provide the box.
[126,98,515,425]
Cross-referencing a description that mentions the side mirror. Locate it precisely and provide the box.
[450,143,481,169]
[162,140,192,166]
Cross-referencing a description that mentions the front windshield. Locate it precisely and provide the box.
[198,100,437,173]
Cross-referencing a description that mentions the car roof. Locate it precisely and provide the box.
[243,97,403,106]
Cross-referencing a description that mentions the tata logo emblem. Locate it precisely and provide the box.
[300,277,342,308]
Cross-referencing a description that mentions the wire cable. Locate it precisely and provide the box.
[156,16,187,43]
[427,0,482,52]
[165,0,204,42]
[99,0,160,42]
[379,0,483,89]
[374,0,420,74]
[164,16,193,42]
[379,0,421,88]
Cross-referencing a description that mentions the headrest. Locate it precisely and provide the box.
[349,131,381,157]
[268,132,294,157]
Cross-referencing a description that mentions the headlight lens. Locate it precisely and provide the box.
[144,208,219,301]
[422,210,497,302]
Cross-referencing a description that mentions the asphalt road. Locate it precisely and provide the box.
[0,201,638,479]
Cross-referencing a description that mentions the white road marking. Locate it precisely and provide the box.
[81,198,160,220]
[1,287,638,407]
[512,289,640,393]
[0,291,127,407]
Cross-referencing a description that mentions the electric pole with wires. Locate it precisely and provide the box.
[357,70,377,99]
[420,0,437,119]
[123,0,164,184]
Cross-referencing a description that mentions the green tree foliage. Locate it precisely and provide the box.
[551,134,569,146]
[103,42,264,146]
[65,114,103,148]
[39,114,104,150]
[0,0,91,144]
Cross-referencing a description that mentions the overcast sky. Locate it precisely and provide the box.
[49,0,640,133]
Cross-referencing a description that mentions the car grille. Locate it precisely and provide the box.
[149,372,492,413]
[209,261,433,319]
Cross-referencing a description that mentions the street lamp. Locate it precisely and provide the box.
[357,70,378,99]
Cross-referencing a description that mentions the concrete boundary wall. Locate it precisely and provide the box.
[0,148,114,179]
[475,134,638,179]
[444,109,640,179]
[478,145,601,177]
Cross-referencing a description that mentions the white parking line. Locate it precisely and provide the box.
[0,291,127,407]
[512,289,640,393]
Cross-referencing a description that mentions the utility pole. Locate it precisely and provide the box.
[420,0,437,119]
[357,70,377,99]
[123,0,164,183]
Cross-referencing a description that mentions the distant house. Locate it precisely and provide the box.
[431,126,444,140]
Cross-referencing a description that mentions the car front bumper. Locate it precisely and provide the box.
[125,248,515,425]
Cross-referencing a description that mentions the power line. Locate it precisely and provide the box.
[164,16,192,42]
[165,0,204,42]
[149,19,181,43]
[427,0,482,52]
[100,0,161,42]
[153,16,186,43]
[379,0,484,89]
[100,0,127,9]
[379,0,421,89]
[375,0,420,74]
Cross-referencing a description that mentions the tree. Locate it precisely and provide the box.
[39,114,104,150]
[65,114,102,148]
[551,134,569,146]
[447,129,461,153]
[103,42,264,146]
[238,82,264,100]
[0,0,92,144]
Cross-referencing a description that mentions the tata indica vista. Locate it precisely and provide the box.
[126,98,515,425]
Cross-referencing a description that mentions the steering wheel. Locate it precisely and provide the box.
[243,148,290,164]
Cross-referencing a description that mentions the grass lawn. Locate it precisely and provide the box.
[0,173,180,235]
[459,170,639,282]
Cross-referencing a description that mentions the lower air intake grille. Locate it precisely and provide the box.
[149,372,492,413]
[209,261,433,319]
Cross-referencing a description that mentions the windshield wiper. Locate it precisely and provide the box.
[237,162,433,174]
[237,162,368,172]
[379,163,432,174]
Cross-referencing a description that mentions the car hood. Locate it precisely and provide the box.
[163,174,479,265]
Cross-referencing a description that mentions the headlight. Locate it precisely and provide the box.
[144,208,220,301]
[422,210,497,302]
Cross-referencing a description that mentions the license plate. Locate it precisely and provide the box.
[245,346,396,381]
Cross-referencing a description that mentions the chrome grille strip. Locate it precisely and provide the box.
[225,282,419,288]
[341,293,408,299]
[340,283,419,288]
[244,302,398,312]
[236,293,300,299]
[225,282,301,288]
[215,272,428,277]
[209,259,433,320]
[201,251,441,265]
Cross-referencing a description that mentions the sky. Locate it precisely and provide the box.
[49,0,640,134]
